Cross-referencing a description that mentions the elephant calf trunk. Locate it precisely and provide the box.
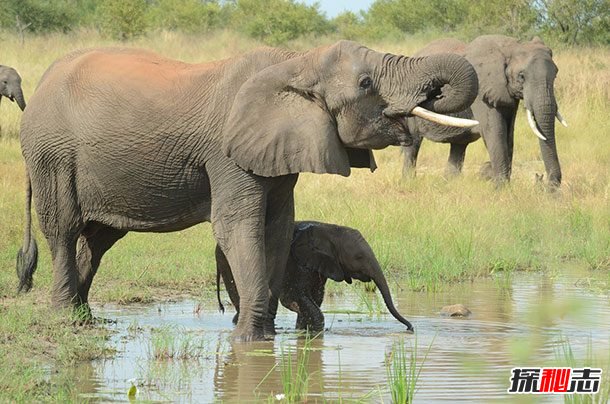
[372,270,413,331]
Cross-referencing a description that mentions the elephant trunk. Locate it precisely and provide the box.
[370,264,413,331]
[524,80,561,188]
[2,85,26,111]
[13,87,26,111]
[378,53,478,122]
[414,53,479,114]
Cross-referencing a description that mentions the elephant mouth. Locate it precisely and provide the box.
[389,115,413,147]
[384,103,479,144]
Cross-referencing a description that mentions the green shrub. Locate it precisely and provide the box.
[0,0,77,33]
[97,0,149,40]
[147,0,224,34]
[231,0,331,45]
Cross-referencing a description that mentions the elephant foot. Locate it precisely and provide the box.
[232,318,271,341]
[70,302,94,324]
[264,322,276,338]
[231,328,271,342]
[402,166,417,179]
[478,161,494,181]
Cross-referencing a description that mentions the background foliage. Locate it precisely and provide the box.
[0,0,607,45]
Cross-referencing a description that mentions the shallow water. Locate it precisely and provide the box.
[69,268,610,403]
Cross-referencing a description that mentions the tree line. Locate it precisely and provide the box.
[1,0,608,45]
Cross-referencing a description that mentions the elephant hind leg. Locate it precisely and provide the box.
[76,224,126,304]
[445,143,468,177]
[48,236,80,308]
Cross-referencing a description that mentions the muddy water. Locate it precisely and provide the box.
[69,269,610,403]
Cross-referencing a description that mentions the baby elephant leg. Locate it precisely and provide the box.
[294,296,325,332]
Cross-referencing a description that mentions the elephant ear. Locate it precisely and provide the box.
[223,50,360,177]
[465,39,513,108]
[292,225,348,283]
[346,148,377,172]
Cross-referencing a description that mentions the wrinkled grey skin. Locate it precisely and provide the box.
[403,35,562,188]
[17,41,477,341]
[0,65,26,111]
[216,221,413,332]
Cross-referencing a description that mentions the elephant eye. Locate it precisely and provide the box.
[359,76,372,90]
[517,72,525,82]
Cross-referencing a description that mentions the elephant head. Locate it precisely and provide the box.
[468,35,563,187]
[223,40,478,177]
[291,222,413,331]
[0,65,26,111]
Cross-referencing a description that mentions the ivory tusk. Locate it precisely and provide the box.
[411,106,479,128]
[526,109,547,141]
[556,110,568,127]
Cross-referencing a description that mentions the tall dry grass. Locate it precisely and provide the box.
[0,30,608,300]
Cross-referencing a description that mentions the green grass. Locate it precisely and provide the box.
[148,326,209,361]
[385,336,434,403]
[554,337,610,404]
[0,294,112,401]
[278,336,314,402]
[0,29,608,402]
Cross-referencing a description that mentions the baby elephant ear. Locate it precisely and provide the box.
[223,50,352,177]
[293,225,346,283]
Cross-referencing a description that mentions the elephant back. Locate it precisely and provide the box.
[414,38,466,58]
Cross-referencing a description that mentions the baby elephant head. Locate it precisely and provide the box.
[0,65,26,111]
[292,222,413,331]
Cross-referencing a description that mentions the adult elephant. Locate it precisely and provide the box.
[0,65,26,110]
[16,41,478,341]
[402,35,565,188]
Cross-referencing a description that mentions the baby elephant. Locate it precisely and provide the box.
[0,65,26,110]
[216,221,413,332]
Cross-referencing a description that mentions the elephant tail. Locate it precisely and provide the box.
[216,265,225,314]
[16,171,38,293]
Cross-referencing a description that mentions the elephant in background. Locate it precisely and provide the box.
[17,41,478,341]
[216,221,413,332]
[403,35,565,188]
[0,65,26,110]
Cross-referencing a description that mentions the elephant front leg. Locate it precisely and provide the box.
[214,219,269,342]
[477,104,511,184]
[401,135,422,178]
[295,296,325,333]
[263,177,297,337]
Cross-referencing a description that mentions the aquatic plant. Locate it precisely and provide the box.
[554,336,610,404]
[385,336,433,403]
[148,326,207,360]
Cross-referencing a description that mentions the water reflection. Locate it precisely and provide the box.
[69,270,609,402]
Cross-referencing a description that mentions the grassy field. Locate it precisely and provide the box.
[0,30,609,400]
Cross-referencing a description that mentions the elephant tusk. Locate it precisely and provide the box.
[556,110,568,127]
[526,109,547,141]
[411,106,479,128]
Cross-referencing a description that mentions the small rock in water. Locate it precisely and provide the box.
[440,304,471,318]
